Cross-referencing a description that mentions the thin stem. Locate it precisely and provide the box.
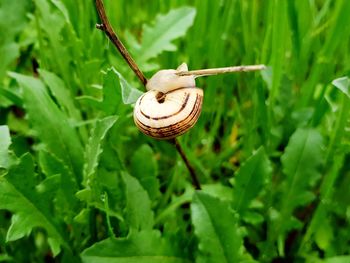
[171,138,201,190]
[95,0,201,190]
[177,64,266,77]
[95,0,147,86]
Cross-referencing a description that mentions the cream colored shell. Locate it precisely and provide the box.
[134,87,203,139]
[134,63,203,139]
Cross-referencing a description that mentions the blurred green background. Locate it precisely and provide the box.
[1,0,350,262]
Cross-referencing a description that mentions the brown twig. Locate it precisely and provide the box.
[95,0,201,190]
[171,139,201,190]
[176,64,266,77]
[95,0,147,86]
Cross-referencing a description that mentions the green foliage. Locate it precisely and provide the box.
[39,69,80,119]
[83,116,118,185]
[127,7,196,71]
[276,128,324,237]
[192,192,244,263]
[81,230,189,263]
[0,0,350,262]
[0,126,13,169]
[332,77,350,98]
[0,0,31,81]
[122,172,154,232]
[0,154,68,256]
[232,147,271,214]
[131,144,160,201]
[9,73,84,179]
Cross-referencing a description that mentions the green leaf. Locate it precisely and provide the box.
[314,216,333,251]
[191,192,243,263]
[0,0,31,80]
[324,256,350,263]
[83,116,118,185]
[325,77,350,164]
[9,73,84,180]
[0,0,30,37]
[0,126,12,169]
[78,69,122,114]
[130,144,160,201]
[241,211,265,225]
[34,0,72,86]
[129,7,196,70]
[39,69,80,119]
[111,68,143,104]
[78,68,142,107]
[332,76,350,98]
[0,254,13,262]
[0,43,19,82]
[278,128,324,234]
[122,172,154,232]
[76,187,123,222]
[38,150,79,218]
[81,230,189,263]
[79,116,122,222]
[201,184,233,201]
[232,147,272,213]
[0,154,69,256]
[0,87,23,107]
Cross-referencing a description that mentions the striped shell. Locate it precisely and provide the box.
[133,87,203,139]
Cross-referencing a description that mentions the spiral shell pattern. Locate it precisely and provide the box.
[134,87,203,139]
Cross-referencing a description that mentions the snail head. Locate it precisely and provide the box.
[146,63,196,94]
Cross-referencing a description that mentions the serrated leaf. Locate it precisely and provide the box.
[81,230,189,263]
[79,68,142,107]
[75,188,123,221]
[96,169,125,218]
[278,128,324,234]
[111,67,143,104]
[78,69,122,114]
[191,192,243,263]
[39,69,80,119]
[233,147,272,213]
[9,72,84,180]
[83,116,118,185]
[130,144,160,201]
[0,154,69,256]
[121,172,154,232]
[79,116,123,221]
[129,7,196,69]
[39,150,79,218]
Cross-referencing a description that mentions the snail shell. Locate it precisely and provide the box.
[133,63,203,139]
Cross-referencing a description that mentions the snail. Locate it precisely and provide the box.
[133,63,202,140]
[133,63,266,139]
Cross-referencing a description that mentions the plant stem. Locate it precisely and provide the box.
[171,138,201,190]
[177,64,266,77]
[95,0,147,86]
[95,0,201,190]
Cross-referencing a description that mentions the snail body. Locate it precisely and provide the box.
[133,63,203,139]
